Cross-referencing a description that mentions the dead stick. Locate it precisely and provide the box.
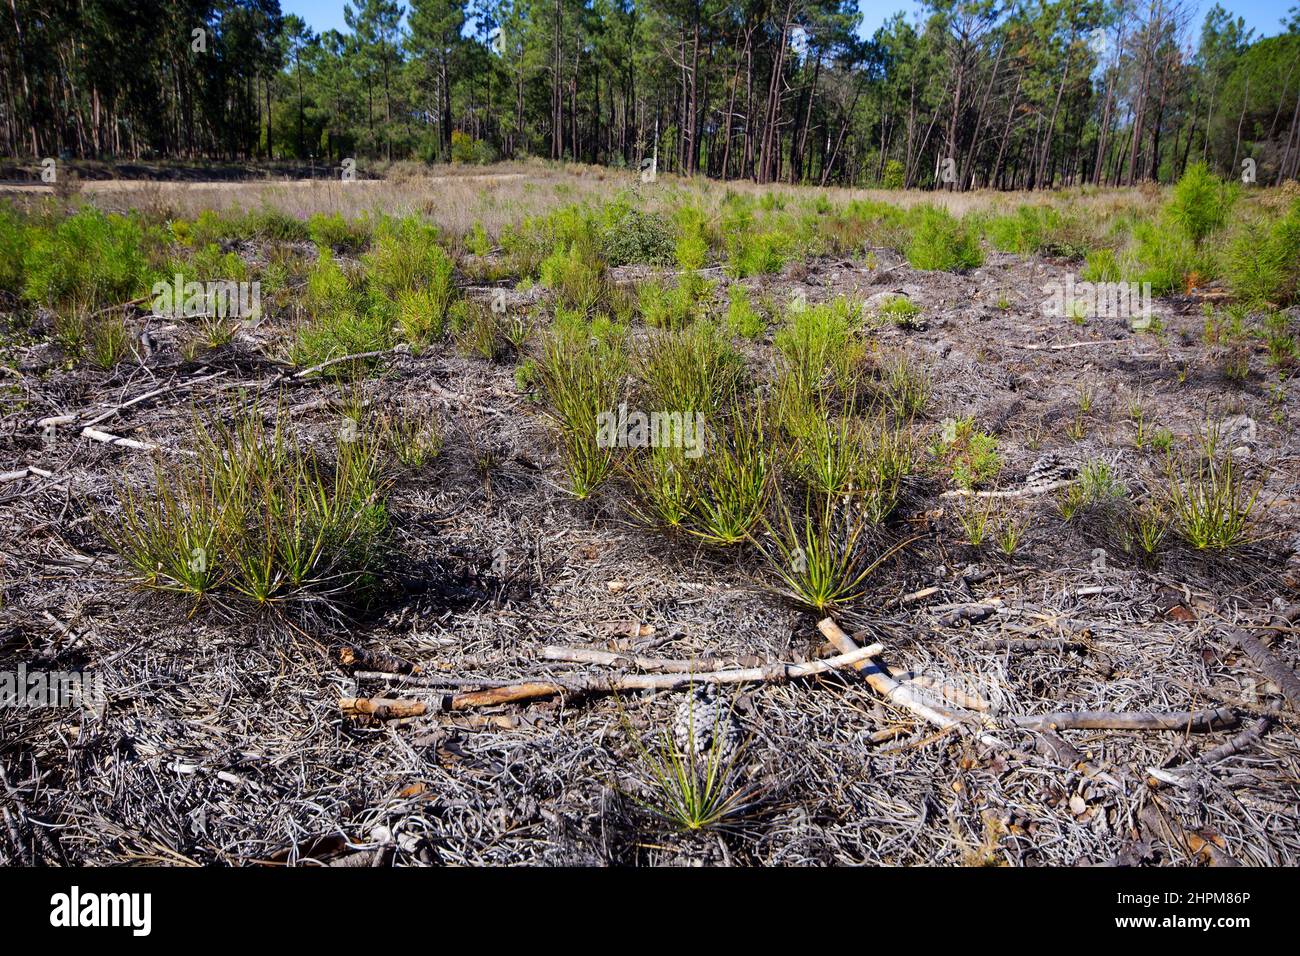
[290,350,392,380]
[541,646,762,673]
[1010,707,1237,733]
[1218,606,1300,712]
[340,643,886,718]
[941,479,1075,499]
[816,618,1010,749]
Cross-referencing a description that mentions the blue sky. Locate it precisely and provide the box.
[280,0,1295,42]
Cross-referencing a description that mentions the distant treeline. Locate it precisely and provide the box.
[4,0,1300,188]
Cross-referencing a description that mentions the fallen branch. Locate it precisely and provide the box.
[34,369,224,431]
[0,466,54,484]
[1009,707,1238,733]
[289,350,392,380]
[816,618,1010,749]
[941,479,1075,499]
[339,642,886,718]
[79,426,165,453]
[339,645,421,675]
[1013,338,1127,351]
[541,646,762,673]
[1218,605,1300,712]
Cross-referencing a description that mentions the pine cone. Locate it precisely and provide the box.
[671,684,739,766]
[1024,453,1076,488]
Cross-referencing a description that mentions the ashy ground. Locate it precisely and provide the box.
[1,163,1299,866]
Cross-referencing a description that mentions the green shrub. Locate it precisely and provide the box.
[1166,162,1236,246]
[305,248,355,315]
[880,352,931,419]
[760,491,894,612]
[365,217,454,296]
[308,212,371,253]
[688,404,771,545]
[987,206,1048,254]
[23,208,152,308]
[724,284,765,339]
[466,222,493,257]
[1224,197,1300,306]
[674,206,711,271]
[930,417,1000,490]
[1060,458,1126,520]
[292,301,395,371]
[87,315,132,369]
[103,404,389,610]
[725,227,791,277]
[0,205,26,295]
[451,130,495,164]
[1166,446,1259,550]
[395,287,445,347]
[624,444,698,531]
[774,295,864,393]
[1128,220,1202,295]
[876,294,922,328]
[241,206,310,242]
[540,241,608,314]
[906,206,983,271]
[639,273,712,330]
[637,320,747,416]
[537,319,629,499]
[1081,248,1122,282]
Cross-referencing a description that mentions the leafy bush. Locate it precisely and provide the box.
[882,160,905,190]
[600,201,675,266]
[906,206,983,271]
[451,130,495,164]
